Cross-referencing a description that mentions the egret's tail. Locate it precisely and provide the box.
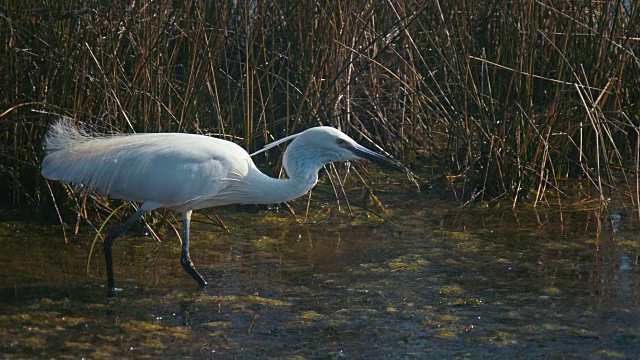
[41,119,147,196]
[43,117,92,153]
[41,118,106,184]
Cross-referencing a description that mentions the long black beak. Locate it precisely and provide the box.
[344,143,406,172]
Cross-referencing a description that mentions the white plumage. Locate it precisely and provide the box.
[41,119,402,295]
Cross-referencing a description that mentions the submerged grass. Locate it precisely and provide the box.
[0,1,639,225]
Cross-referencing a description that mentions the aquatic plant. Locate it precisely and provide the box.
[1,0,638,222]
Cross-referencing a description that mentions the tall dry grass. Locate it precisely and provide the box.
[1,0,638,223]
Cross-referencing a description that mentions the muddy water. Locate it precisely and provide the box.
[1,187,639,358]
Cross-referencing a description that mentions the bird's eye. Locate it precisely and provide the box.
[336,138,346,145]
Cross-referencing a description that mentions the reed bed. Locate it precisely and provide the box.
[1,0,638,223]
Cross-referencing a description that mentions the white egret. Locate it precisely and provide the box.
[41,120,403,295]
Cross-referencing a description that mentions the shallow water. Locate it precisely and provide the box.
[1,187,639,358]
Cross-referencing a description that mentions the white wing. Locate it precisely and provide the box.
[41,121,254,211]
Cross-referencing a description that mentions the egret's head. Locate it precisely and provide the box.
[284,126,404,176]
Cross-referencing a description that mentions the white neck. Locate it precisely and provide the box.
[239,167,318,205]
[230,138,337,205]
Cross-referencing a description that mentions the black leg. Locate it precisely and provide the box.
[104,206,147,296]
[180,210,208,286]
